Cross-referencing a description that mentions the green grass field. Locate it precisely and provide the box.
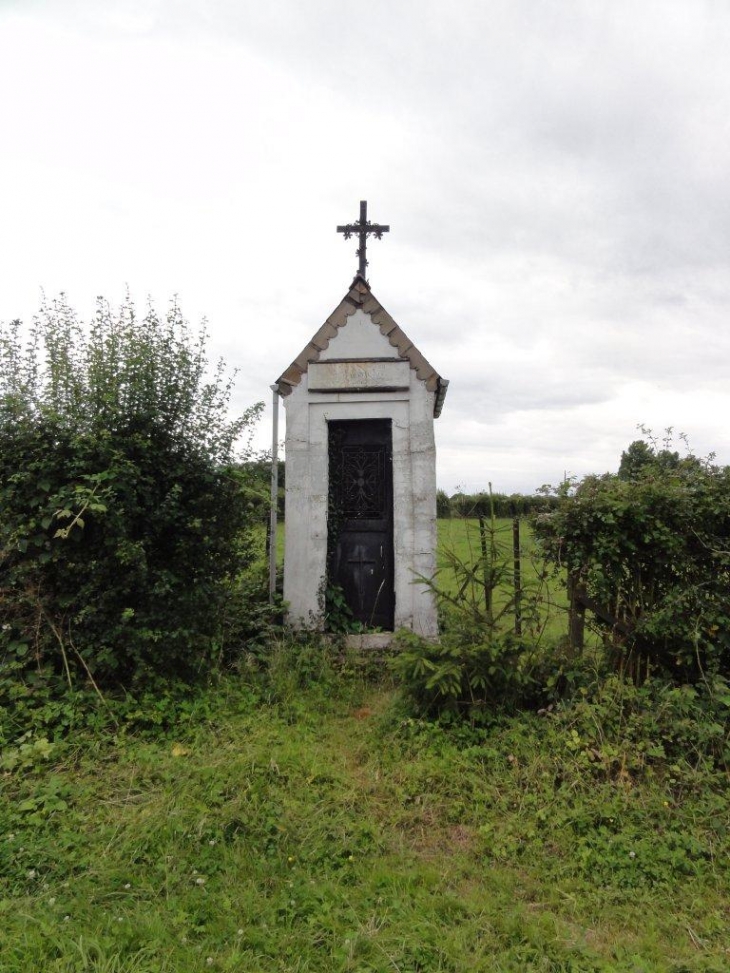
[435,517,570,642]
[2,672,728,972]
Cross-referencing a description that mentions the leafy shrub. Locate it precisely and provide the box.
[221,560,284,659]
[534,435,730,681]
[391,627,531,720]
[0,294,263,699]
[436,488,451,518]
[550,673,730,781]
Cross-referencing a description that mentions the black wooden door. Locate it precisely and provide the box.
[328,419,394,630]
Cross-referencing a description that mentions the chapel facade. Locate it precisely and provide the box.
[274,273,448,639]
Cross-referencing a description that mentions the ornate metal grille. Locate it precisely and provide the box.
[339,445,386,518]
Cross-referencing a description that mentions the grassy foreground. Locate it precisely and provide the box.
[1,659,728,972]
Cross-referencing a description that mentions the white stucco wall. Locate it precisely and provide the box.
[282,308,439,638]
[317,309,396,359]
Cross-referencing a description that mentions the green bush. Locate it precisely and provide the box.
[0,294,263,698]
[391,627,531,720]
[565,673,729,772]
[221,560,284,659]
[534,436,730,681]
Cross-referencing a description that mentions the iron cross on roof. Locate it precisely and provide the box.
[337,200,390,279]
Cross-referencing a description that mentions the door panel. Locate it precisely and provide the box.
[328,420,394,630]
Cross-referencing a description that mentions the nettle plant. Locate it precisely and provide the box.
[534,433,730,682]
[0,295,263,695]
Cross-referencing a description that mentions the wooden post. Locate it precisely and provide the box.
[513,517,522,637]
[268,385,280,604]
[478,515,492,622]
[568,571,586,653]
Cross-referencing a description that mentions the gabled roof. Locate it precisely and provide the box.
[275,275,448,417]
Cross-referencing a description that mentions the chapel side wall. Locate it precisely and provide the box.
[406,375,439,638]
[391,403,415,630]
[282,380,326,628]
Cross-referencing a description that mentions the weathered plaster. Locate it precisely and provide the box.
[308,359,410,392]
[317,308,399,360]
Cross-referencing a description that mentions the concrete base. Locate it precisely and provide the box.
[345,632,396,652]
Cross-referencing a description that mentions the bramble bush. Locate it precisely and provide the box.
[534,434,730,682]
[0,294,264,710]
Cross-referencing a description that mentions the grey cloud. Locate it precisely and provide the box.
[6,0,730,491]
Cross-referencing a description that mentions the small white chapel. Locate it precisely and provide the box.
[273,202,448,640]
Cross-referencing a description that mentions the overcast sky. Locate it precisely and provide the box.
[2,0,729,493]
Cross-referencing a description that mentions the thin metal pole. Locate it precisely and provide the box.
[268,385,280,604]
[513,517,522,636]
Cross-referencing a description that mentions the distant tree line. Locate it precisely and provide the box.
[437,489,560,519]
[241,466,560,522]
